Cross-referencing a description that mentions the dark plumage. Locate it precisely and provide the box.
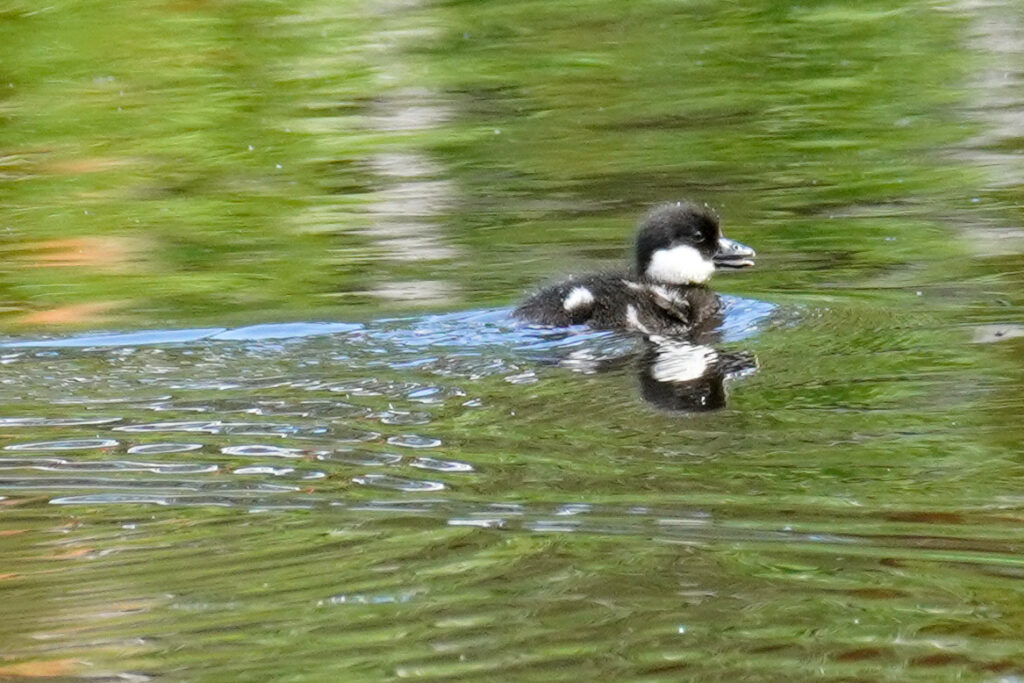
[513,274,723,335]
[513,202,755,335]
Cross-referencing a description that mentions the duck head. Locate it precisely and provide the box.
[635,202,755,285]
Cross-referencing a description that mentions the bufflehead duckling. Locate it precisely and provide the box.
[513,202,755,334]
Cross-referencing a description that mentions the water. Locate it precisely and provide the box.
[4,0,1024,679]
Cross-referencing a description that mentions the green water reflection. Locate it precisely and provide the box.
[3,0,1024,680]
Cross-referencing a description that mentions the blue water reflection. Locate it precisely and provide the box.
[0,295,775,352]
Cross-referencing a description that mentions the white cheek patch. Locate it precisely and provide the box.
[563,286,594,312]
[651,342,718,383]
[646,245,715,284]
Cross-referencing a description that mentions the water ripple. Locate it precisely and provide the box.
[375,409,432,425]
[409,457,473,472]
[352,474,446,491]
[386,434,442,449]
[4,439,120,451]
[48,493,313,508]
[233,466,326,479]
[319,450,402,466]
[126,443,204,455]
[112,421,337,438]
[114,421,224,434]
[221,445,305,458]
[0,458,217,474]
[0,417,122,427]
[0,477,297,492]
[319,592,416,606]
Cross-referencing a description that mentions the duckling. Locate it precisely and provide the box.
[513,202,755,335]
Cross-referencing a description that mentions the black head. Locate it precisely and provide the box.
[634,202,755,284]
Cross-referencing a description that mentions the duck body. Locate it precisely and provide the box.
[513,202,755,336]
[513,273,722,336]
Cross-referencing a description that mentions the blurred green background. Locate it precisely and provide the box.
[1,0,1015,331]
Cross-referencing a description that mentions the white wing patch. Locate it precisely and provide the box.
[649,284,684,305]
[563,286,595,312]
[625,304,652,335]
[646,245,715,284]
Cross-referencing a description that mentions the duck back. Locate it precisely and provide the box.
[513,273,721,335]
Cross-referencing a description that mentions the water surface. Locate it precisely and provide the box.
[3,0,1024,680]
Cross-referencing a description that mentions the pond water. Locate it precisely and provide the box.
[4,0,1024,679]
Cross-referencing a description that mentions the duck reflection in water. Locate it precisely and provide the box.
[556,305,759,413]
[636,338,757,412]
[514,201,758,412]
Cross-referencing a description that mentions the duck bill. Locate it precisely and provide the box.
[713,237,756,269]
